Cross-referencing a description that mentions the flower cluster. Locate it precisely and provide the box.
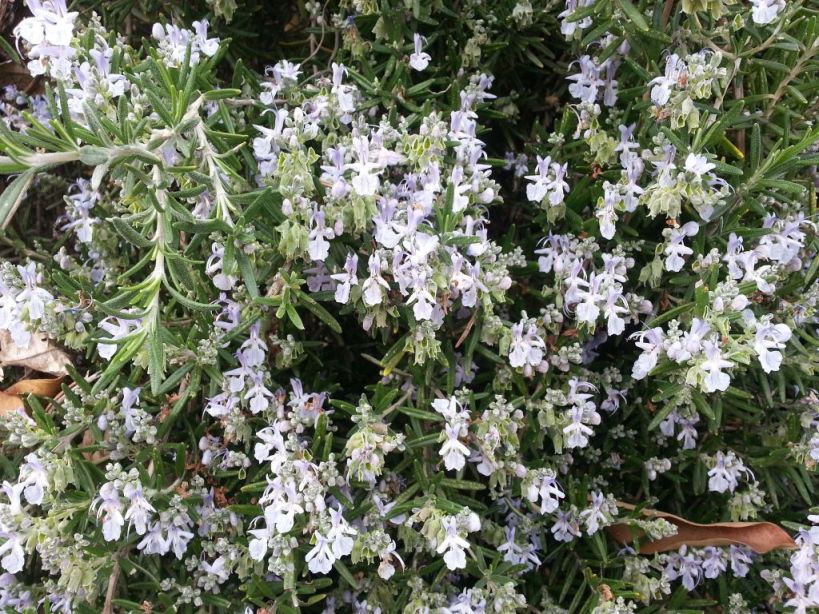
[13,0,77,79]
[0,0,816,611]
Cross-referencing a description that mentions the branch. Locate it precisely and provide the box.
[103,557,122,614]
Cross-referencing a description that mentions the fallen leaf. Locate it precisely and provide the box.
[80,426,109,463]
[0,60,38,94]
[607,502,796,554]
[0,330,70,376]
[0,377,64,415]
[0,391,23,414]
[5,377,64,397]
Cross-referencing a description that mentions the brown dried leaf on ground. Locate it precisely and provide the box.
[0,330,70,376]
[0,376,63,415]
[607,502,796,554]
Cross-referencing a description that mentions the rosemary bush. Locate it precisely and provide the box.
[0,0,818,612]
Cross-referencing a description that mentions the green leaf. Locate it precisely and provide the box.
[163,280,218,312]
[647,401,677,431]
[147,332,166,395]
[646,302,694,327]
[691,390,716,422]
[0,169,36,229]
[406,433,440,449]
[285,303,305,330]
[749,123,762,171]
[236,250,259,299]
[109,216,153,248]
[333,559,360,590]
[617,0,650,31]
[295,290,342,334]
[396,406,444,421]
[203,88,242,100]
[440,478,485,491]
[0,36,21,63]
[111,600,147,612]
[227,504,263,516]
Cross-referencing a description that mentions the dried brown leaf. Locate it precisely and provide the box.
[0,330,70,376]
[607,502,796,554]
[0,376,63,415]
[0,61,38,93]
[0,390,23,414]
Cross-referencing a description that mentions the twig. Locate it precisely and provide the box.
[103,557,121,614]
[455,309,478,349]
[764,38,819,119]
[380,390,412,419]
[661,0,674,29]
[734,74,745,156]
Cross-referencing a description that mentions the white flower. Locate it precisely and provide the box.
[439,423,470,471]
[567,55,603,103]
[247,503,288,562]
[192,20,220,57]
[201,556,229,584]
[151,20,220,67]
[701,547,727,579]
[699,341,734,393]
[684,153,715,177]
[92,482,124,542]
[308,210,335,262]
[649,54,683,105]
[729,546,753,577]
[666,318,710,363]
[558,0,593,37]
[1,482,24,518]
[596,183,619,240]
[16,263,53,322]
[19,453,48,505]
[166,522,193,559]
[432,396,466,422]
[753,319,791,374]
[524,468,565,514]
[0,535,24,574]
[362,254,390,306]
[524,156,570,207]
[663,222,699,272]
[407,283,436,321]
[348,136,381,196]
[409,34,431,71]
[331,63,356,116]
[563,405,594,449]
[259,492,302,536]
[306,532,335,574]
[498,526,541,570]
[707,451,751,494]
[327,507,356,558]
[123,484,154,536]
[580,491,616,535]
[14,0,78,80]
[247,533,268,561]
[551,509,581,542]
[751,0,785,25]
[377,541,404,580]
[62,179,99,243]
[603,288,629,335]
[136,521,166,555]
[239,323,267,367]
[331,253,359,304]
[206,242,237,291]
[437,516,471,570]
[631,327,665,380]
[508,319,546,372]
[665,546,702,591]
[574,274,603,323]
